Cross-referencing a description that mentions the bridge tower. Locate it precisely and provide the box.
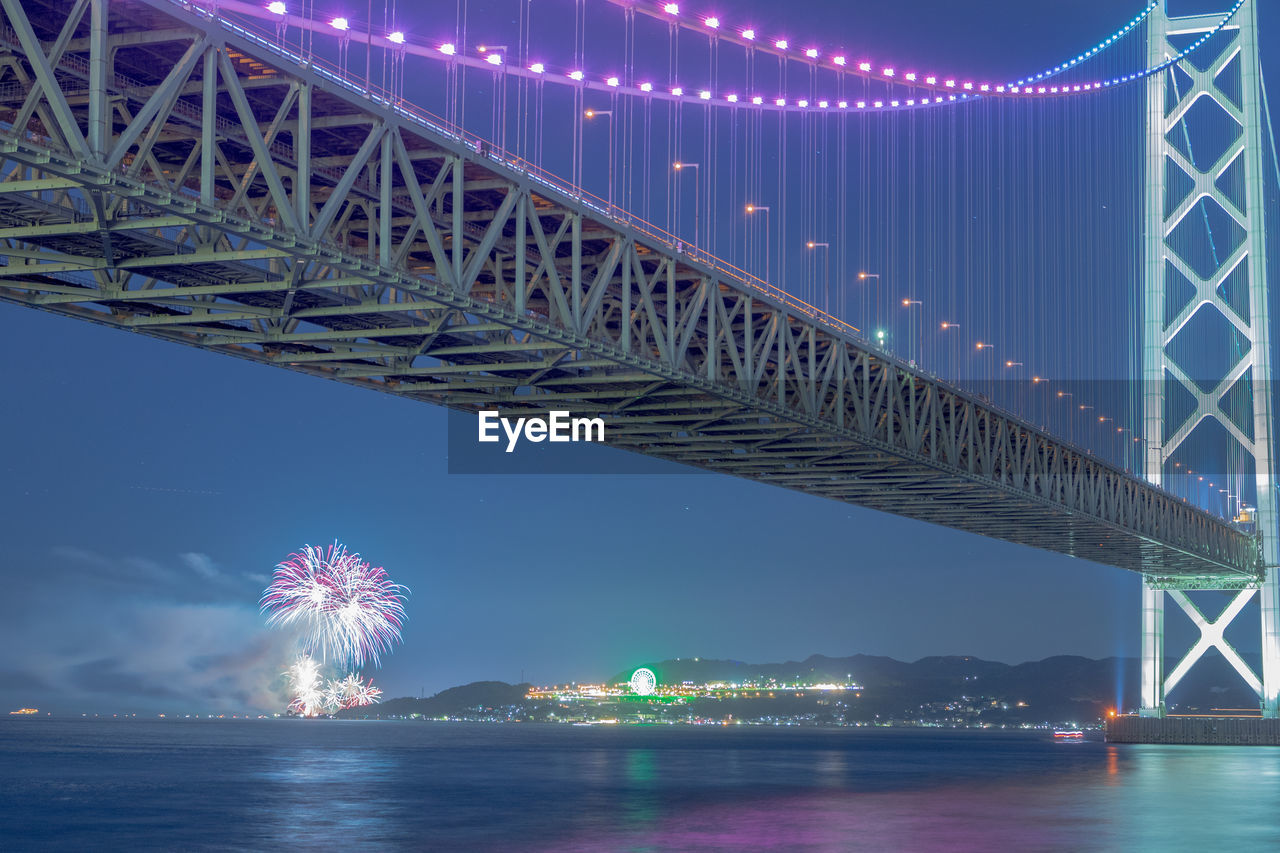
[1142,0,1277,716]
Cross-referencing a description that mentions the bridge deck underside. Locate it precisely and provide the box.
[0,0,1261,582]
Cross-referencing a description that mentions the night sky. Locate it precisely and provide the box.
[1,0,1277,714]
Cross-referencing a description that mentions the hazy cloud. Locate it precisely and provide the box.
[0,548,298,713]
[180,552,222,581]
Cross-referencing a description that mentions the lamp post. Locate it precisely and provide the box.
[746,204,771,283]
[901,298,922,362]
[585,109,614,214]
[858,271,880,328]
[806,241,830,312]
[674,161,701,250]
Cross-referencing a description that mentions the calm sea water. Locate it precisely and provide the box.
[2,719,1279,851]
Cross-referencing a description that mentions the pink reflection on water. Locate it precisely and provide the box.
[538,780,1069,852]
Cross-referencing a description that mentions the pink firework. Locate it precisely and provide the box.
[261,542,409,668]
[324,673,383,711]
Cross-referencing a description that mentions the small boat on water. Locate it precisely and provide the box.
[1053,729,1085,740]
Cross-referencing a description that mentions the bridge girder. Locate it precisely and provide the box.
[0,0,1262,582]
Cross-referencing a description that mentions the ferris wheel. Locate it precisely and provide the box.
[629,667,657,696]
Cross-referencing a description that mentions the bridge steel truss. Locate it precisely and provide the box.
[1142,0,1278,716]
[0,0,1263,583]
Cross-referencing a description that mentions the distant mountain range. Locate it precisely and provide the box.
[340,652,1264,722]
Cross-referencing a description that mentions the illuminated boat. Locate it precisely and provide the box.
[1053,729,1085,739]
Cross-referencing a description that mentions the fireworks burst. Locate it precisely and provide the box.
[261,542,409,668]
[286,657,383,716]
[324,673,383,711]
[286,656,325,717]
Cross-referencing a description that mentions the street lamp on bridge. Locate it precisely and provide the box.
[806,241,830,311]
[746,204,771,283]
[901,298,922,363]
[585,109,614,213]
[673,161,701,251]
[857,271,880,329]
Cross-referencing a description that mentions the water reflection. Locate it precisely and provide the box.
[6,721,1280,850]
[623,749,660,832]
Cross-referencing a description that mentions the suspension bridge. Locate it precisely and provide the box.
[0,0,1277,721]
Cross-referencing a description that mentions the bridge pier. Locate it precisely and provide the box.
[1108,714,1280,745]
[1141,0,1277,720]
[1139,584,1164,717]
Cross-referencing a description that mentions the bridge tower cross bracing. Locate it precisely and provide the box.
[1142,0,1278,717]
